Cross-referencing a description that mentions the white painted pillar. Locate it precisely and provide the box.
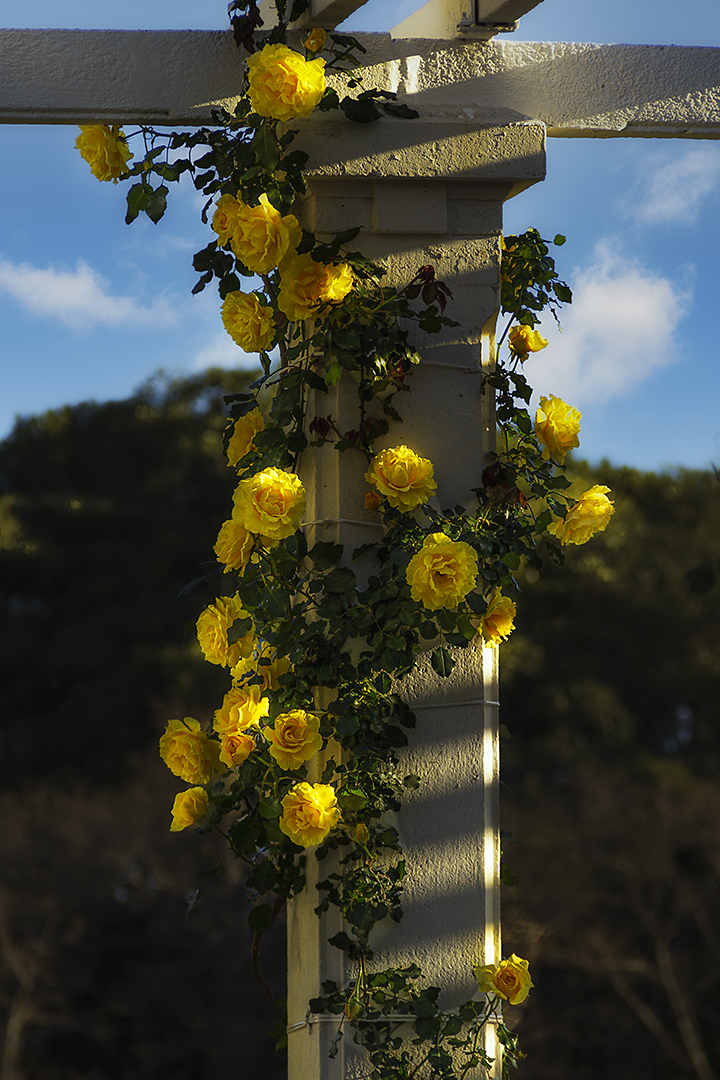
[286,116,545,1079]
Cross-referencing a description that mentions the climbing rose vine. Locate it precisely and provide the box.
[76,4,616,1075]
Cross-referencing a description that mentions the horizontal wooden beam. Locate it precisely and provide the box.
[0,29,718,139]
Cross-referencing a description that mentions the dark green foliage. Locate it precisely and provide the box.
[0,368,257,789]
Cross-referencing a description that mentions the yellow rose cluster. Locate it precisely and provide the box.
[196,594,255,667]
[212,192,302,274]
[75,125,132,182]
[549,484,615,545]
[278,254,354,321]
[473,955,533,1004]
[279,781,340,847]
[534,395,581,463]
[265,709,323,770]
[508,325,548,360]
[365,445,437,512]
[406,533,478,611]
[160,717,220,785]
[232,467,306,541]
[226,409,265,470]
[221,291,275,353]
[247,44,326,121]
[478,589,516,647]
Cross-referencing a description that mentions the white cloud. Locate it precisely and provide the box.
[531,241,689,404]
[193,331,261,371]
[623,145,720,226]
[0,256,179,331]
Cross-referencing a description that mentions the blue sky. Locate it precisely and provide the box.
[1,1,719,471]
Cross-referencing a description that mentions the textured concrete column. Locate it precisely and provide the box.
[286,118,545,1079]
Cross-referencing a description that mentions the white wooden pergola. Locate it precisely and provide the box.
[2,2,719,1076]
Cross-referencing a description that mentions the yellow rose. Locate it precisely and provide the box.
[75,125,132,182]
[226,408,265,470]
[548,484,615,546]
[232,468,306,540]
[170,787,209,832]
[229,193,302,274]
[365,445,437,512]
[211,192,242,246]
[304,28,326,53]
[534,396,581,463]
[279,782,340,847]
[265,709,323,770]
[221,291,275,353]
[159,717,219,785]
[218,731,255,769]
[406,533,478,611]
[508,325,548,359]
[247,43,326,121]
[278,255,353,321]
[214,519,254,574]
[478,589,516,647]
[365,491,381,512]
[196,595,256,667]
[231,641,292,692]
[473,955,533,1005]
[213,684,269,737]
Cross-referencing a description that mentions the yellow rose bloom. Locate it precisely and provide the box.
[548,484,615,546]
[534,395,581,462]
[473,955,533,1005]
[278,254,353,321]
[247,43,326,121]
[196,595,256,667]
[365,445,437,512]
[213,684,269,737]
[406,533,478,611]
[231,642,292,692]
[170,787,209,832]
[304,28,326,52]
[159,717,220,785]
[478,589,516,647]
[214,519,254,574]
[265,709,323,770]
[226,408,265,470]
[211,192,241,247]
[221,291,275,353]
[75,124,132,182]
[218,731,255,769]
[229,193,302,274]
[279,782,340,847]
[508,325,548,359]
[232,467,306,540]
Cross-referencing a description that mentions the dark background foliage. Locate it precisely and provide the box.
[1,372,719,1079]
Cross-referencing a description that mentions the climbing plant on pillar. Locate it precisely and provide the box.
[76,4,615,1076]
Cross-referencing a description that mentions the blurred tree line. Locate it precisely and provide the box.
[1,373,719,1079]
[501,461,720,1080]
[0,370,286,1080]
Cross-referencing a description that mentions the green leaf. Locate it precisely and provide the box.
[457,613,477,641]
[553,234,567,245]
[254,125,280,171]
[502,551,521,570]
[340,96,382,123]
[535,508,552,533]
[325,362,342,386]
[309,542,344,570]
[145,185,168,224]
[258,796,281,819]
[125,183,149,224]
[382,102,419,119]
[248,904,273,933]
[431,647,455,678]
